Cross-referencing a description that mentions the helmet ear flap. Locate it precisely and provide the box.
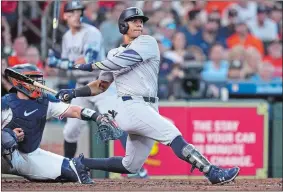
[119,21,129,35]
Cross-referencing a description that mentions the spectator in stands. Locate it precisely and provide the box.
[205,1,233,15]
[7,36,29,67]
[227,45,246,80]
[163,32,187,66]
[219,8,238,39]
[247,5,278,42]
[167,63,185,100]
[157,17,177,50]
[178,9,202,47]
[99,2,125,53]
[192,18,226,57]
[249,62,281,82]
[227,0,257,23]
[242,46,263,79]
[186,45,206,63]
[1,1,18,38]
[1,16,13,58]
[81,2,99,26]
[201,44,229,82]
[269,3,282,36]
[146,8,166,35]
[1,58,12,96]
[227,20,264,56]
[194,1,208,24]
[26,46,44,70]
[157,34,173,100]
[263,40,282,77]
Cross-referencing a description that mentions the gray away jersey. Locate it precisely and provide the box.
[62,23,105,83]
[98,35,160,97]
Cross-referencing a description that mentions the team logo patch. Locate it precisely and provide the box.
[136,8,141,15]
[72,1,79,7]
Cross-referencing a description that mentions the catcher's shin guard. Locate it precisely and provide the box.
[182,144,211,173]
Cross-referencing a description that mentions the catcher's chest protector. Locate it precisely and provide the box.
[3,93,48,153]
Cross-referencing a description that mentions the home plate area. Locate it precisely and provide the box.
[1,177,282,191]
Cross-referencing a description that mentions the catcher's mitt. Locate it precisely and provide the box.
[96,110,124,142]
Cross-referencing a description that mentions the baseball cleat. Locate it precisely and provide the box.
[205,165,240,185]
[127,168,149,179]
[70,154,94,184]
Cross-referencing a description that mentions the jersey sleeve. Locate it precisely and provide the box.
[1,97,12,129]
[98,71,114,82]
[83,29,105,63]
[128,35,159,61]
[46,101,71,120]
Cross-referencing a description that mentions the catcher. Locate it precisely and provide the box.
[1,64,123,184]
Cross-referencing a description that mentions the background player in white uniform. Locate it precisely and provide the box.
[56,7,240,185]
[47,0,111,158]
[1,64,118,184]
[49,1,149,178]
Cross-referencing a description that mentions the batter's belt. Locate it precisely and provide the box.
[121,96,157,103]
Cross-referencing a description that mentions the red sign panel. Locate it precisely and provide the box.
[112,103,268,177]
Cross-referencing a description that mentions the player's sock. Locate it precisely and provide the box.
[170,135,211,174]
[64,140,77,159]
[82,156,132,174]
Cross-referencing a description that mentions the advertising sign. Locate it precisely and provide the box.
[110,101,268,178]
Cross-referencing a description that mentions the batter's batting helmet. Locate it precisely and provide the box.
[118,7,149,34]
[64,0,84,13]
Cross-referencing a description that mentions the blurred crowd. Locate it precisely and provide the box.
[1,0,283,100]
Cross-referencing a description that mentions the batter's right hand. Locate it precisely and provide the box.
[56,89,76,102]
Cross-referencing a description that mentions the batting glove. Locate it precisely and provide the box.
[47,49,60,68]
[73,63,94,72]
[48,49,74,70]
[55,89,75,102]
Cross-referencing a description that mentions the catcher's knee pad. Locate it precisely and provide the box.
[182,144,211,173]
[58,158,78,182]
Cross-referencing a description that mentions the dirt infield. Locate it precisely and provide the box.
[1,178,282,191]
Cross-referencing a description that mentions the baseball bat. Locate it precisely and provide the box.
[4,68,58,95]
[52,0,61,49]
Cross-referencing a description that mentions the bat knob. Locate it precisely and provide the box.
[63,94,69,101]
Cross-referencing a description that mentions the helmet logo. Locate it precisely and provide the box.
[72,1,79,7]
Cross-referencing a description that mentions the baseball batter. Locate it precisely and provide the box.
[1,64,118,184]
[56,7,240,184]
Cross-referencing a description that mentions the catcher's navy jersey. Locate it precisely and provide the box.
[1,94,70,153]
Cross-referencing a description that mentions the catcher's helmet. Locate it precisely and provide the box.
[118,7,149,34]
[5,64,44,99]
[64,0,84,13]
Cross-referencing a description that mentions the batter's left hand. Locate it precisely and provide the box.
[56,89,76,102]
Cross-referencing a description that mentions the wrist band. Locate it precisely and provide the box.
[74,86,92,97]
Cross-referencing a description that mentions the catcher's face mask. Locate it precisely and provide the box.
[7,64,45,99]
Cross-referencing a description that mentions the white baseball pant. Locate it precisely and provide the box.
[114,96,182,173]
[1,148,64,180]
